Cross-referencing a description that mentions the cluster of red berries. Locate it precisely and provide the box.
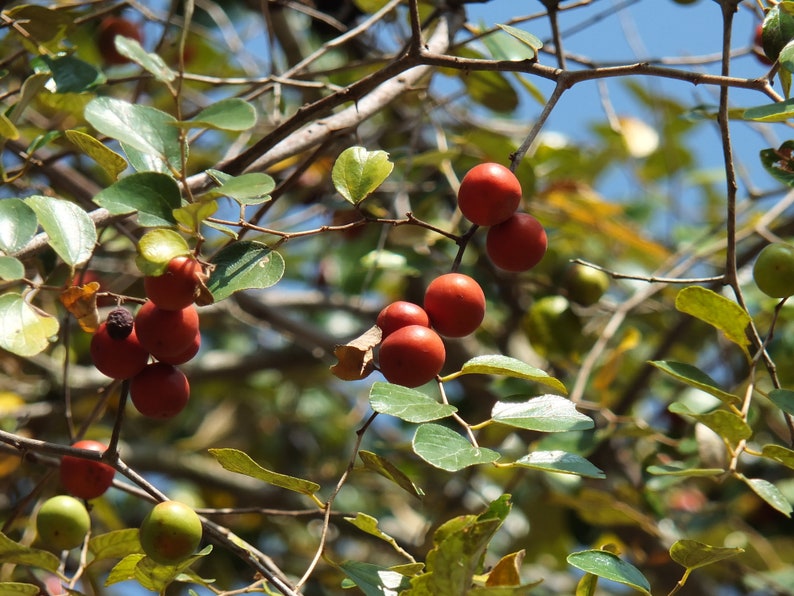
[376,272,485,388]
[458,162,547,273]
[90,256,202,419]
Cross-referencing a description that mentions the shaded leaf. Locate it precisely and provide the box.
[768,388,794,416]
[649,361,739,405]
[0,113,20,140]
[668,403,752,445]
[447,355,567,394]
[206,170,275,205]
[412,424,499,472]
[0,294,60,357]
[359,450,424,499]
[0,531,60,571]
[207,241,284,301]
[743,98,794,123]
[674,286,750,355]
[0,257,25,281]
[496,24,542,57]
[0,583,41,596]
[93,172,181,227]
[646,463,724,477]
[669,539,744,570]
[369,382,456,422]
[0,199,37,253]
[209,448,320,495]
[761,444,794,470]
[178,99,257,131]
[346,513,412,558]
[339,561,412,596]
[513,450,605,479]
[5,5,71,45]
[491,395,593,432]
[760,141,794,187]
[761,5,794,63]
[567,550,651,595]
[332,146,393,204]
[24,195,96,266]
[39,54,104,93]
[66,130,127,180]
[741,476,792,517]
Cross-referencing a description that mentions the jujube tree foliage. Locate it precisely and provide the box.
[0,0,793,595]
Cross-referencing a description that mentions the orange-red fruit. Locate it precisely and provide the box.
[130,362,190,419]
[135,302,200,360]
[424,273,486,338]
[379,325,446,387]
[157,333,200,365]
[97,16,143,65]
[144,256,202,311]
[376,301,430,338]
[486,212,548,272]
[90,322,149,380]
[457,163,522,226]
[60,440,115,500]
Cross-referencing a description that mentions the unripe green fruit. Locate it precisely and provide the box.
[36,495,90,551]
[752,242,794,298]
[564,264,610,306]
[523,295,582,359]
[139,500,203,565]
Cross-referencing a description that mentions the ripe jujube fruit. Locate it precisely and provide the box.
[156,332,200,365]
[135,301,200,359]
[130,362,190,419]
[378,325,446,388]
[144,256,202,311]
[97,16,143,65]
[376,301,430,338]
[90,308,150,379]
[424,273,486,338]
[36,495,91,551]
[139,500,203,565]
[486,212,547,273]
[752,242,794,298]
[60,440,115,500]
[457,162,522,226]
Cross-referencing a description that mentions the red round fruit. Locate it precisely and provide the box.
[97,16,143,66]
[130,362,190,419]
[486,212,548,272]
[144,256,202,311]
[90,322,150,379]
[457,163,522,226]
[378,325,446,387]
[424,273,486,338]
[135,302,200,360]
[376,301,430,338]
[156,332,200,365]
[60,440,115,500]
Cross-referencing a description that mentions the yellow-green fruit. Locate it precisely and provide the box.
[564,264,609,306]
[752,242,794,299]
[523,295,582,359]
[36,495,90,551]
[139,500,202,565]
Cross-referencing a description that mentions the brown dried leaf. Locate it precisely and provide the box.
[60,282,100,332]
[330,325,382,381]
[485,549,525,587]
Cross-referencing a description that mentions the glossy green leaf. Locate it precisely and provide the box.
[65,129,127,180]
[208,448,320,496]
[177,99,257,131]
[768,388,794,415]
[93,172,181,227]
[760,141,794,187]
[89,528,142,561]
[84,97,182,171]
[669,539,744,570]
[24,195,96,266]
[134,546,212,592]
[513,450,605,479]
[206,170,275,205]
[0,583,40,596]
[649,361,739,405]
[0,199,37,253]
[0,531,60,571]
[762,5,794,63]
[114,36,176,83]
[339,561,412,596]
[0,257,24,281]
[173,200,218,234]
[445,355,567,395]
[743,98,794,123]
[741,476,792,517]
[206,241,285,301]
[359,450,424,498]
[496,24,542,58]
[332,146,394,204]
[674,286,750,355]
[761,444,794,469]
[567,550,651,595]
[491,395,593,432]
[135,229,191,276]
[0,293,60,357]
[369,382,457,422]
[412,424,499,472]
[668,402,752,445]
[646,463,724,477]
[39,54,104,93]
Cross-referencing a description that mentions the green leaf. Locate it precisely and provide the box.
[496,24,543,58]
[114,36,176,83]
[446,355,567,395]
[743,98,794,122]
[369,382,457,422]
[65,130,127,180]
[0,199,37,253]
[173,200,218,234]
[177,99,257,131]
[0,531,60,571]
[760,141,794,187]
[89,528,142,562]
[24,195,96,266]
[105,553,146,585]
[567,550,651,595]
[674,286,751,355]
[453,48,518,113]
[135,229,191,276]
[208,448,321,496]
[768,388,794,415]
[0,583,41,595]
[412,424,499,472]
[205,170,275,205]
[134,547,212,592]
[646,463,724,477]
[0,113,20,140]
[491,395,593,432]
[668,402,752,445]
[84,97,182,171]
[339,561,412,596]
[39,54,105,93]
[206,241,285,301]
[762,5,794,63]
[669,539,744,570]
[5,5,71,45]
[0,257,25,281]
[649,361,739,405]
[345,513,413,560]
[741,476,793,517]
[93,172,181,227]
[0,293,60,357]
[761,444,794,470]
[332,146,394,204]
[358,450,424,499]
[513,450,605,479]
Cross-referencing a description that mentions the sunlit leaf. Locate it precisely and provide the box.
[646,463,724,477]
[0,293,59,357]
[332,146,394,204]
[445,355,567,394]
[177,99,257,131]
[649,361,739,405]
[60,282,100,332]
[0,257,24,281]
[0,583,41,595]
[89,529,142,561]
[0,199,37,254]
[513,450,605,479]
[24,195,96,266]
[567,550,651,595]
[209,448,321,495]
[669,539,744,570]
[135,229,191,276]
[491,395,593,432]
[114,36,175,83]
[173,200,218,234]
[65,130,127,180]
[205,170,274,205]
[741,476,792,517]
[761,444,794,470]
[743,98,794,122]
[412,424,499,471]
[674,286,751,355]
[496,24,542,57]
[206,241,285,301]
[485,550,524,587]
[668,402,752,445]
[369,382,456,422]
[0,531,60,571]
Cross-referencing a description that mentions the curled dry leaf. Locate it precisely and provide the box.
[60,282,101,332]
[193,268,215,307]
[330,325,383,381]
